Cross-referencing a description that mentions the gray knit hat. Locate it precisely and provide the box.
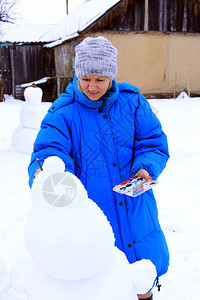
[75,36,117,80]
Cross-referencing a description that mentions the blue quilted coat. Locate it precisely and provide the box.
[28,76,170,277]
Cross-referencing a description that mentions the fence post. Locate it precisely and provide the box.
[144,0,149,31]
[10,47,15,98]
[0,74,5,102]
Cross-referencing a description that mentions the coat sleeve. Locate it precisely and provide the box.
[131,94,169,180]
[28,109,74,188]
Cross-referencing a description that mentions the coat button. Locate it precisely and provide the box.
[113,163,117,167]
[103,115,107,119]
[119,202,123,206]
[133,240,136,244]
[128,244,132,248]
[52,106,55,109]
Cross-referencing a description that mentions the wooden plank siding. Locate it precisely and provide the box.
[0,43,55,100]
[84,0,200,33]
[11,44,54,87]
[85,0,145,32]
[149,0,200,32]
[0,45,12,95]
[54,39,77,96]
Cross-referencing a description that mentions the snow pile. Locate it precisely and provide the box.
[11,156,156,300]
[176,91,190,100]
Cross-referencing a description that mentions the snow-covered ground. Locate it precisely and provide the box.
[0,93,200,299]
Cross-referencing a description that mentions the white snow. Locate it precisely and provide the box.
[0,92,200,299]
[40,0,121,47]
[21,77,50,88]
[15,0,67,25]
[0,23,55,43]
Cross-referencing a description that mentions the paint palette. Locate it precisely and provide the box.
[113,176,158,197]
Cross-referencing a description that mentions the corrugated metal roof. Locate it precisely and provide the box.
[41,0,121,47]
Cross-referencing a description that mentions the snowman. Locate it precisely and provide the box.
[12,84,46,155]
[11,157,157,300]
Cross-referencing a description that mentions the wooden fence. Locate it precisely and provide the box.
[0,43,55,101]
[0,45,12,95]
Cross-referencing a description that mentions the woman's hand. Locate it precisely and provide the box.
[33,169,42,180]
[135,169,152,180]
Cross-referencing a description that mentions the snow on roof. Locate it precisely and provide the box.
[41,0,121,48]
[0,22,55,43]
[21,77,50,88]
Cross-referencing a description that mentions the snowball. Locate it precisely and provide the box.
[12,257,137,300]
[42,156,66,173]
[24,202,115,280]
[12,125,38,154]
[129,259,157,295]
[20,103,44,129]
[32,157,88,210]
[24,86,43,105]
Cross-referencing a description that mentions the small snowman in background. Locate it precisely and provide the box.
[11,156,157,300]
[12,84,45,155]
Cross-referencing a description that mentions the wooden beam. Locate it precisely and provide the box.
[57,77,61,97]
[66,0,68,15]
[189,0,200,10]
[9,47,15,98]
[144,0,149,31]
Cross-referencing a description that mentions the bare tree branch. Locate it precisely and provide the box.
[0,0,20,24]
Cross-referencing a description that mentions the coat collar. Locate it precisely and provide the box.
[72,75,119,109]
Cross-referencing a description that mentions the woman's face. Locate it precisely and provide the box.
[79,75,110,101]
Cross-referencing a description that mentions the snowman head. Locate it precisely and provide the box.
[25,156,115,281]
[24,85,43,105]
[31,156,88,210]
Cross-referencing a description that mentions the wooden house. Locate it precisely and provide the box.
[43,0,200,97]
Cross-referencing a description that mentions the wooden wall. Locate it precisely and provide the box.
[0,43,55,100]
[149,0,200,32]
[0,45,12,95]
[88,0,200,33]
[54,40,77,96]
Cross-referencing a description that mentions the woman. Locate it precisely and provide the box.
[28,36,169,300]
